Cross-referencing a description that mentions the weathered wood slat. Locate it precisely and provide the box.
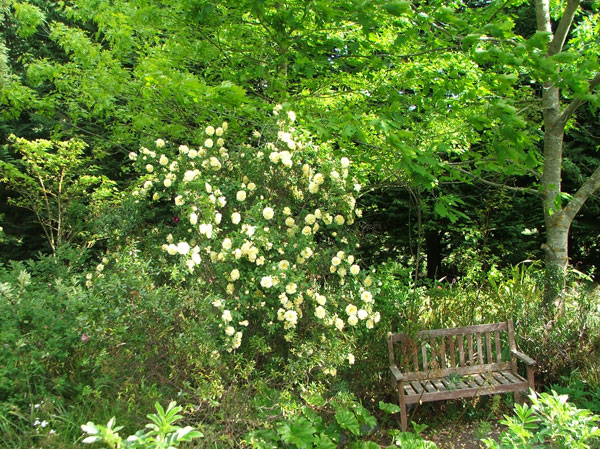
[502,371,525,384]
[411,381,424,394]
[440,338,447,368]
[477,333,484,364]
[458,334,465,366]
[422,380,437,393]
[468,334,474,366]
[486,332,493,364]
[448,336,456,368]
[404,384,417,396]
[412,347,419,372]
[455,377,470,390]
[403,381,529,404]
[388,322,510,343]
[421,342,428,371]
[415,322,509,338]
[482,373,500,386]
[440,378,456,390]
[400,362,512,381]
[508,319,518,374]
[472,374,485,386]
[495,331,502,363]
[465,377,480,389]
[431,379,447,392]
[430,337,437,369]
[492,372,510,385]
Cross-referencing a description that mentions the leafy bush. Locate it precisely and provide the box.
[0,252,88,405]
[552,373,600,414]
[124,110,379,379]
[81,401,202,448]
[244,390,438,449]
[482,390,600,449]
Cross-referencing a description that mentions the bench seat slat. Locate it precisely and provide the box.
[422,380,437,393]
[411,381,424,394]
[403,379,529,404]
[466,377,480,389]
[404,384,417,396]
[493,371,511,385]
[431,379,447,392]
[400,361,512,381]
[472,374,485,386]
[481,373,501,386]
[457,380,470,390]
[502,371,526,384]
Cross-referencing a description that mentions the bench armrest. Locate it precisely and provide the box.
[511,349,536,366]
[390,364,405,382]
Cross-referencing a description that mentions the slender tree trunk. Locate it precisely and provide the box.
[536,0,573,310]
[542,213,570,309]
[540,92,568,308]
[535,0,600,312]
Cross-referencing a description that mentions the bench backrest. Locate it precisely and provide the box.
[387,320,517,381]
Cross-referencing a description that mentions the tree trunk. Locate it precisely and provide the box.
[542,213,570,310]
[536,0,572,311]
[540,98,567,308]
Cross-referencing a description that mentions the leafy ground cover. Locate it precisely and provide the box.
[1,241,599,448]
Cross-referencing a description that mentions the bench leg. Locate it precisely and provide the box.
[398,383,407,432]
[513,391,523,404]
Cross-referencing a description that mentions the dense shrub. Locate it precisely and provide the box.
[122,110,379,381]
[482,390,600,449]
[0,249,88,405]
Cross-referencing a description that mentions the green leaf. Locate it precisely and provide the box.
[314,434,337,449]
[526,30,552,50]
[278,417,316,449]
[335,408,360,436]
[349,442,381,449]
[383,1,412,17]
[552,51,578,64]
[434,200,447,217]
[462,34,481,49]
[379,401,402,414]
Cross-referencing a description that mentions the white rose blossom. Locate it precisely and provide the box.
[263,207,274,220]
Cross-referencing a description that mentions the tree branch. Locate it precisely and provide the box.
[452,167,540,196]
[564,163,600,222]
[487,0,512,24]
[548,0,580,56]
[557,72,600,127]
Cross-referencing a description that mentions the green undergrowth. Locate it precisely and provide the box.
[1,251,598,448]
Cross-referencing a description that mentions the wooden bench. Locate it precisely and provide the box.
[387,319,535,431]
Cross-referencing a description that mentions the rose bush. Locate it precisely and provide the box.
[125,108,379,375]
